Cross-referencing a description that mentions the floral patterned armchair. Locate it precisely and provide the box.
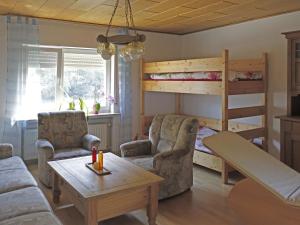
[36,111,100,187]
[121,114,198,199]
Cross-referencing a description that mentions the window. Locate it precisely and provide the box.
[21,46,112,120]
[63,51,109,110]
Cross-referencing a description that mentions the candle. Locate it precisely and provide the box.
[92,146,97,163]
[98,151,103,170]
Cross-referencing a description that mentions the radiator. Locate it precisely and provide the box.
[23,128,38,160]
[88,123,109,150]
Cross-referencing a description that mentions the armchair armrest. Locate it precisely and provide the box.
[0,143,13,159]
[36,139,54,159]
[120,140,152,157]
[153,148,190,171]
[82,134,101,151]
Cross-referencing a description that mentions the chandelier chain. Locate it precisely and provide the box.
[106,0,120,37]
[105,0,137,37]
[125,0,130,31]
[127,0,137,35]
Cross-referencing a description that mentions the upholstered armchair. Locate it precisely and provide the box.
[120,114,198,199]
[36,111,101,187]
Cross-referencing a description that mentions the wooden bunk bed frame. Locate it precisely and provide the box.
[139,49,268,184]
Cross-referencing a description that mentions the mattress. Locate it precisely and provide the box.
[145,71,262,82]
[194,126,263,154]
[194,127,217,154]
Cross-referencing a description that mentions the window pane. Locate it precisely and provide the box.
[63,52,107,111]
[21,50,57,119]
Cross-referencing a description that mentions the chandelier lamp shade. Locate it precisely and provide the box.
[96,0,146,61]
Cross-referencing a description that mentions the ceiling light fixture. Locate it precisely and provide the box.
[96,0,146,61]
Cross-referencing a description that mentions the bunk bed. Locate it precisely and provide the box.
[139,49,268,184]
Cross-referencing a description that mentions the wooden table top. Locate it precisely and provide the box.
[48,153,163,199]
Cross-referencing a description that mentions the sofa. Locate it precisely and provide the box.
[0,143,62,225]
[37,111,101,187]
[121,114,198,199]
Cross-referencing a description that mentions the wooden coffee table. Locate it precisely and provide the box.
[48,153,163,225]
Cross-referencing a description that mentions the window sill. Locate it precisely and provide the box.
[16,112,120,129]
[87,112,120,120]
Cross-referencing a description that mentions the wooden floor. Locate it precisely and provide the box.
[28,164,242,225]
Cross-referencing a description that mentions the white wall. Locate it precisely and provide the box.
[181,11,300,157]
[38,19,182,138]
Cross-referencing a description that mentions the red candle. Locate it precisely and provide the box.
[92,147,97,163]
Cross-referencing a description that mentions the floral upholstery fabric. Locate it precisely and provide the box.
[0,169,37,194]
[0,187,52,221]
[0,145,62,225]
[37,111,101,187]
[121,114,198,199]
[0,156,27,171]
[0,212,62,225]
[38,111,88,149]
[0,143,13,159]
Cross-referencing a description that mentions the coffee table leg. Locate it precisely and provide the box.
[85,200,98,225]
[52,172,61,204]
[147,183,159,225]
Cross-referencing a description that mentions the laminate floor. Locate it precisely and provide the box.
[28,164,242,225]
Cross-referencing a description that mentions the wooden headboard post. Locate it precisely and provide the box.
[221,49,229,183]
[175,93,181,114]
[262,53,268,151]
[221,49,229,131]
[139,58,145,137]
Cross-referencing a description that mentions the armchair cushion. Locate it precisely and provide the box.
[82,134,101,151]
[0,143,13,159]
[53,148,91,160]
[125,155,154,171]
[120,140,152,157]
[153,148,190,168]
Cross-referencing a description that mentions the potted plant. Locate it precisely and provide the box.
[93,102,101,114]
[68,100,75,110]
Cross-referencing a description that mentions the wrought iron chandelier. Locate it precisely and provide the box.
[96,0,146,61]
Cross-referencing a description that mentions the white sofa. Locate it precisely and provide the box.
[0,143,62,225]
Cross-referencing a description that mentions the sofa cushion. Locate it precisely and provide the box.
[0,169,37,194]
[125,155,154,171]
[0,187,52,221]
[0,212,62,225]
[53,148,91,160]
[0,156,27,171]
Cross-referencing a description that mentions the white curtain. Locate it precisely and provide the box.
[118,51,133,144]
[0,16,39,156]
[116,29,133,144]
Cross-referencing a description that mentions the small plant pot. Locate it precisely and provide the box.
[93,103,101,114]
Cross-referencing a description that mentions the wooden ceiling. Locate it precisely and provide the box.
[1,0,300,34]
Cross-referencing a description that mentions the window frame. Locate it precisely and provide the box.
[25,45,112,115]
